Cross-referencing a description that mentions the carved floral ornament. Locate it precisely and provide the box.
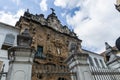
[52,39,64,48]
[21,9,77,38]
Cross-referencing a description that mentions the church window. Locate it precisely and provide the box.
[4,34,15,45]
[88,56,94,66]
[94,58,100,68]
[35,46,46,59]
[100,59,105,68]
[1,34,15,50]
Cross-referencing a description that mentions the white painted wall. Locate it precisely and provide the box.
[66,53,93,80]
[7,63,32,80]
[82,49,107,68]
[6,46,34,80]
[107,59,120,71]
[0,22,19,80]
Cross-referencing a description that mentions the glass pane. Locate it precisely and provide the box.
[94,58,100,68]
[35,46,46,59]
[88,56,94,67]
[100,59,105,68]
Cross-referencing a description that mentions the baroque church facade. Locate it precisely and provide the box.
[0,8,120,80]
[15,9,81,80]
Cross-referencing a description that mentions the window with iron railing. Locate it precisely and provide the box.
[35,46,46,59]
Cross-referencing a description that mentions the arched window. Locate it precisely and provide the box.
[94,58,100,68]
[4,34,15,45]
[99,59,105,68]
[2,34,15,50]
[88,56,94,66]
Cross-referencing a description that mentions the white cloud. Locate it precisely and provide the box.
[39,0,48,12]
[54,0,120,53]
[54,0,82,9]
[12,0,21,6]
[54,0,68,8]
[0,9,25,26]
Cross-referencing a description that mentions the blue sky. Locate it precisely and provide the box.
[0,0,120,53]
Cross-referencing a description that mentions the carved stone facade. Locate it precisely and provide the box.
[15,10,81,80]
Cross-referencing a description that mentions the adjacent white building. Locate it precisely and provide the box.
[102,42,120,71]
[65,47,120,80]
[6,29,34,80]
[0,22,19,80]
[82,49,107,69]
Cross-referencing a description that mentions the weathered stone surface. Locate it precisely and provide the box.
[15,10,82,80]
[16,10,77,37]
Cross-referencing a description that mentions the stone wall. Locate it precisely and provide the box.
[15,10,82,80]
[16,11,81,58]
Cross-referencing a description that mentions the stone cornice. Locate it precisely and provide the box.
[65,52,88,63]
[9,61,33,64]
[69,63,89,70]
[16,16,82,42]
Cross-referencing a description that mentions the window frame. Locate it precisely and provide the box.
[99,59,105,68]
[88,56,94,67]
[94,58,100,68]
[4,34,15,46]
[1,33,15,50]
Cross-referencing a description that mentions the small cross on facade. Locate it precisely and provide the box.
[50,8,55,13]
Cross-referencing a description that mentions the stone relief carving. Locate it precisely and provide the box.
[22,10,77,37]
[53,38,68,55]
[46,41,54,54]
[69,41,81,54]
[69,43,77,53]
[105,42,112,50]
[15,9,81,80]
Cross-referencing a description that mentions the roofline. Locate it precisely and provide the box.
[0,22,19,30]
[18,16,82,42]
[106,57,120,65]
[82,49,102,56]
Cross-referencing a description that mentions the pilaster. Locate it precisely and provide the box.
[65,53,93,80]
[6,29,35,80]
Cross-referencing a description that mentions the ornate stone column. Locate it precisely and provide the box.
[65,52,93,80]
[6,29,35,80]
